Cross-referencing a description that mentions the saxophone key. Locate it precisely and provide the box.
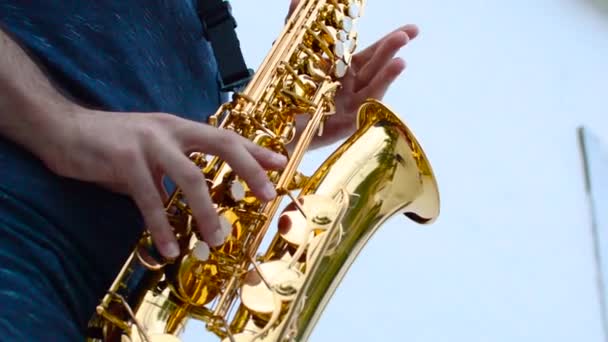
[172,250,222,306]
[240,260,303,323]
[277,194,338,245]
[206,210,242,255]
[347,32,358,54]
[335,59,347,78]
[314,22,338,45]
[334,40,345,59]
[191,240,210,262]
[229,180,246,202]
[347,2,361,18]
[169,213,236,306]
[341,15,353,34]
[278,207,310,247]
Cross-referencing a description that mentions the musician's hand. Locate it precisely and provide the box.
[311,24,419,148]
[286,1,419,148]
[44,109,287,259]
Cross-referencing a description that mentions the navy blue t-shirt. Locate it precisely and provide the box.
[0,1,226,338]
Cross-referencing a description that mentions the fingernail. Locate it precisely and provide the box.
[262,183,277,200]
[165,242,180,259]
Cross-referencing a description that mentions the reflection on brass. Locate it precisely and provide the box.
[87,1,440,341]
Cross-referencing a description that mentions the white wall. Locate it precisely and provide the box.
[225,1,608,341]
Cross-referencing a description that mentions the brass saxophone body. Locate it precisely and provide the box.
[87,1,440,341]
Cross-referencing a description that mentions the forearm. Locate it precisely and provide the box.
[0,27,80,161]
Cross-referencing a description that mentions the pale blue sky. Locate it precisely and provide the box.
[191,1,608,341]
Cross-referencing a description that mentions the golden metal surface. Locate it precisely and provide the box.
[86,1,440,341]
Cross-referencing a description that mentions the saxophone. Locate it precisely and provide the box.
[87,0,440,341]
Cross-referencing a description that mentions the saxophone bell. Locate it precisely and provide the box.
[262,98,440,341]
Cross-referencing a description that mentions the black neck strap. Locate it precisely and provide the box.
[196,0,253,92]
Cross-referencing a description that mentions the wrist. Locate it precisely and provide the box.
[21,100,90,175]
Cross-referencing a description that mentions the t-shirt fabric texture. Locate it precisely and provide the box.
[0,1,225,339]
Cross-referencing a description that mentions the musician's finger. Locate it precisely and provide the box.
[129,158,180,258]
[354,31,409,92]
[157,145,227,247]
[352,24,418,69]
[242,139,288,170]
[218,141,278,202]
[354,57,405,103]
[176,124,282,203]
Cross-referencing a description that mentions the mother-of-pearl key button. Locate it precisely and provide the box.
[334,41,345,58]
[229,180,246,202]
[191,240,210,262]
[335,59,347,78]
[348,3,360,18]
[209,215,233,246]
[342,16,353,33]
